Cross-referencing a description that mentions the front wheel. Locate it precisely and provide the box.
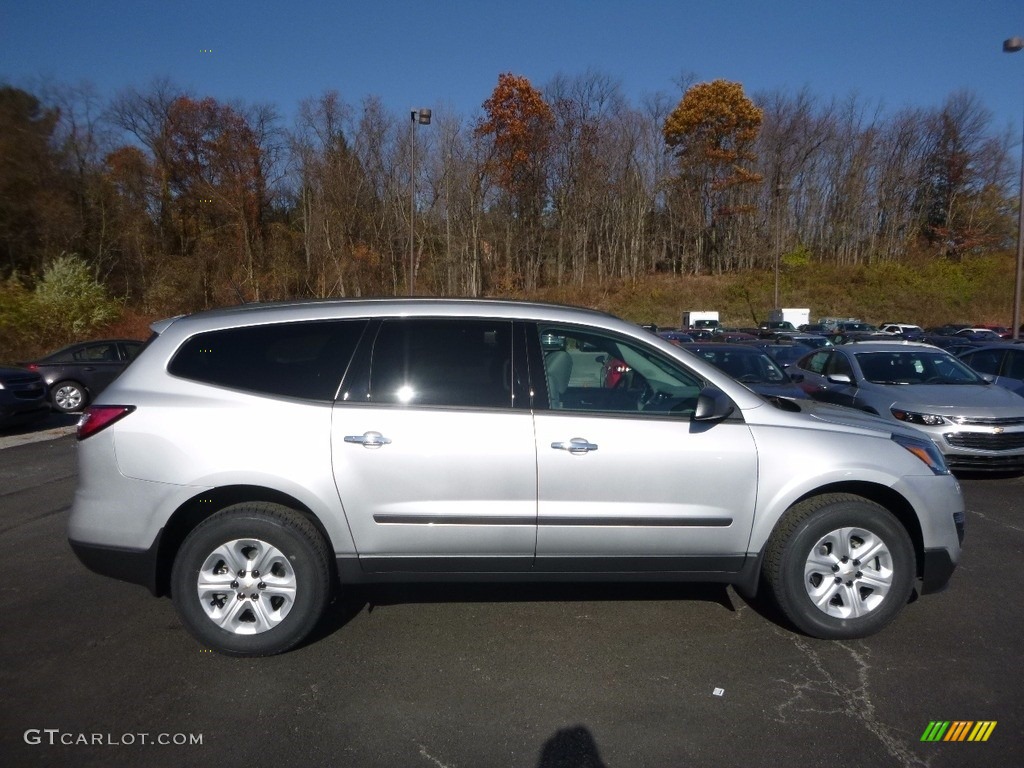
[763,494,915,639]
[171,503,332,656]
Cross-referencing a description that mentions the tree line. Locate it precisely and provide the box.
[0,72,1018,320]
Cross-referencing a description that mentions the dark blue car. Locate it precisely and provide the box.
[0,365,48,430]
[680,343,809,400]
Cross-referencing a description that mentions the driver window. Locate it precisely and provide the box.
[537,326,702,416]
[826,352,853,378]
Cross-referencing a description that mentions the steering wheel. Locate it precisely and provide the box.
[637,379,660,410]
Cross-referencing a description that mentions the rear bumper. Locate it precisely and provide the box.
[69,535,162,596]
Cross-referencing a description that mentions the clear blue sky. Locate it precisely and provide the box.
[2,1,1024,136]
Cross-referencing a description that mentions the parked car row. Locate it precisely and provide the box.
[659,313,1024,473]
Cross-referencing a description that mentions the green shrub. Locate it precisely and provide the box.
[0,275,37,361]
[34,254,121,339]
[0,255,122,362]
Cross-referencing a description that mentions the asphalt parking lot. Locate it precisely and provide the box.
[0,430,1021,767]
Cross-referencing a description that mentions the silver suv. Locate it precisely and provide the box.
[69,299,964,656]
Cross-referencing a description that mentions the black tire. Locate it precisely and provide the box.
[763,493,915,640]
[171,502,332,656]
[52,380,87,413]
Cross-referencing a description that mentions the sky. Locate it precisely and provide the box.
[2,1,1024,138]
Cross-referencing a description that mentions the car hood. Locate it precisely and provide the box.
[794,400,906,434]
[749,398,925,442]
[749,382,811,400]
[869,382,1024,417]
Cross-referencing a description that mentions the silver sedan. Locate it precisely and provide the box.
[793,342,1024,472]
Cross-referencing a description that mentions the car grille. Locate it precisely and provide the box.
[946,453,1024,471]
[951,415,1024,426]
[944,432,1024,451]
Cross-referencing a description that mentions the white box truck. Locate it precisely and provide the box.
[769,308,810,329]
[682,311,720,331]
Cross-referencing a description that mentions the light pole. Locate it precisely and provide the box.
[774,182,784,310]
[1004,37,1024,339]
[409,108,431,296]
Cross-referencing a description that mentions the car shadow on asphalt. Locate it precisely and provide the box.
[305,581,741,648]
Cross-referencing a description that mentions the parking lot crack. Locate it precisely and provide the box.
[772,634,933,768]
[418,744,455,768]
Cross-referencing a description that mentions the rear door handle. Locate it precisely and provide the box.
[551,437,598,455]
[344,431,392,449]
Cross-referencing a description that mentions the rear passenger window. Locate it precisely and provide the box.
[76,343,118,362]
[369,319,517,408]
[169,320,367,400]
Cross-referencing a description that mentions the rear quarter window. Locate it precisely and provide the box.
[168,320,368,400]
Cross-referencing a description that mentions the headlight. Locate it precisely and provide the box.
[891,433,951,475]
[891,408,948,426]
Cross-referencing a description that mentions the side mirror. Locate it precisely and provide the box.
[692,387,736,422]
[826,373,853,386]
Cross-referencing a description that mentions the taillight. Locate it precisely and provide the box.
[77,405,135,440]
[25,363,39,371]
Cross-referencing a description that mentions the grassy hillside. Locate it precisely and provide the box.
[3,251,1020,363]
[525,253,1020,331]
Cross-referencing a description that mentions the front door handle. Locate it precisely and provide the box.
[551,437,598,455]
[344,431,392,449]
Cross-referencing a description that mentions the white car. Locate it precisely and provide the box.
[879,323,924,337]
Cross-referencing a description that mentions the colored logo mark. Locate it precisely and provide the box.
[920,721,997,742]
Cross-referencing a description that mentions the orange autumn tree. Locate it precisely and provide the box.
[163,96,268,304]
[476,73,554,290]
[663,80,763,272]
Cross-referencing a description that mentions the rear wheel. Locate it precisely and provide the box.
[52,380,86,412]
[171,503,332,656]
[763,494,915,639]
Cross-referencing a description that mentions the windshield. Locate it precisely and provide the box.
[854,351,984,385]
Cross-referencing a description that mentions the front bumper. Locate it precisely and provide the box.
[921,547,958,593]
